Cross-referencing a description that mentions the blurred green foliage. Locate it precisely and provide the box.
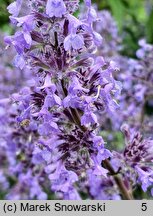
[0,0,12,31]
[94,0,153,56]
[100,130,124,151]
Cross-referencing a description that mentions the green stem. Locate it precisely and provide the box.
[70,106,133,200]
[103,159,133,200]
[60,79,133,199]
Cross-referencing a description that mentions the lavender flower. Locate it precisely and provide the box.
[120,124,153,195]
[7,0,22,17]
[64,33,84,51]
[46,0,66,18]
[0,32,31,99]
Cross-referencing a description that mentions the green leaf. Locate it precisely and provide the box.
[146,9,153,44]
[107,0,125,29]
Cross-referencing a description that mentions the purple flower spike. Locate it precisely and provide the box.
[46,0,66,18]
[5,0,143,201]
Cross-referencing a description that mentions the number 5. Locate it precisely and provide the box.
[141,203,147,211]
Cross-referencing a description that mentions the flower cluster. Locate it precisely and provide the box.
[0,98,50,199]
[80,6,153,197]
[92,9,153,136]
[121,124,153,195]
[0,32,31,99]
[111,40,153,135]
[1,0,153,200]
[4,0,122,199]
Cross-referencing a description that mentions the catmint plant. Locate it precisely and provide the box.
[3,0,153,200]
[4,0,128,200]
